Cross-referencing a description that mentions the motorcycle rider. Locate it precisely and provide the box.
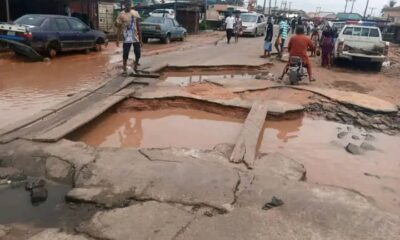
[279,25,315,82]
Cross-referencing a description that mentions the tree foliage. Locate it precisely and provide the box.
[388,0,397,8]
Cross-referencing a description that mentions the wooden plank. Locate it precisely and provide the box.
[230,101,268,169]
[31,95,127,142]
[0,110,55,137]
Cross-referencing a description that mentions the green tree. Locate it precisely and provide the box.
[388,0,397,7]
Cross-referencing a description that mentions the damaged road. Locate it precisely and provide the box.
[1,32,400,240]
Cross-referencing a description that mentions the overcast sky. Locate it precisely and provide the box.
[256,0,394,16]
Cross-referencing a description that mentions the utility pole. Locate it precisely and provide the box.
[369,7,376,17]
[263,0,267,15]
[6,0,10,22]
[363,0,370,18]
[344,0,349,13]
[205,0,208,30]
[316,7,321,17]
[268,0,272,15]
[288,2,292,11]
[350,0,356,13]
[274,0,278,9]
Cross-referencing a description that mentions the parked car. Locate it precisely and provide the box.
[241,13,266,37]
[0,14,108,59]
[334,24,389,71]
[141,16,187,44]
[149,9,176,19]
[332,21,346,33]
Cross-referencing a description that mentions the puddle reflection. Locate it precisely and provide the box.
[70,108,244,149]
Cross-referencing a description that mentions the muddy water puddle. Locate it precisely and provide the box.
[0,51,109,128]
[160,71,259,86]
[71,106,400,214]
[69,108,244,149]
[260,118,400,214]
[0,183,72,227]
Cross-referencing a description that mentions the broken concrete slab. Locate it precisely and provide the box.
[43,140,96,172]
[71,148,239,211]
[67,187,105,204]
[205,79,279,93]
[290,86,398,113]
[176,190,400,240]
[0,224,10,238]
[134,86,304,116]
[78,201,194,240]
[213,143,235,159]
[178,170,400,240]
[0,139,96,181]
[0,167,22,179]
[45,157,74,184]
[255,153,306,181]
[28,229,90,240]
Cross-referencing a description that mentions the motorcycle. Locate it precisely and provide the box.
[287,56,307,85]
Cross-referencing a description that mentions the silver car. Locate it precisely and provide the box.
[241,13,266,37]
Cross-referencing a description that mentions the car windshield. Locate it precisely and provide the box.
[241,15,257,22]
[15,15,46,26]
[144,17,165,24]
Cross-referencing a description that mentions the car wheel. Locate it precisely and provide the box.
[180,32,187,41]
[95,44,102,51]
[47,41,60,58]
[164,34,171,44]
[372,62,383,72]
[143,37,148,43]
[253,29,258,37]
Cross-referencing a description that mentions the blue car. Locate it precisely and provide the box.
[0,14,108,59]
[141,16,187,44]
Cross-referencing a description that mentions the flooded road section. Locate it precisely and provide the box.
[71,107,400,214]
[0,51,109,129]
[69,108,244,149]
[260,118,400,215]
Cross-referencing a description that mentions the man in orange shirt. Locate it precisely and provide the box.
[279,26,315,82]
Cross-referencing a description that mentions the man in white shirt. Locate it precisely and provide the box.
[116,0,142,75]
[225,13,235,44]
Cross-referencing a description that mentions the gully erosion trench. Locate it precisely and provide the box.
[0,66,400,238]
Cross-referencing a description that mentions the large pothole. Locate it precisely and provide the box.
[66,100,400,215]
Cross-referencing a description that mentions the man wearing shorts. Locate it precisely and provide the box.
[116,1,142,75]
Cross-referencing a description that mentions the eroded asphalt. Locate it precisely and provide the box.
[0,32,400,240]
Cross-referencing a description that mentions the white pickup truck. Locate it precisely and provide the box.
[334,25,389,71]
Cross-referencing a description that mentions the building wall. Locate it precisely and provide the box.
[383,10,400,23]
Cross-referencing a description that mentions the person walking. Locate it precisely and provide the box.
[263,17,274,58]
[291,18,296,34]
[275,19,289,57]
[225,13,235,44]
[320,22,335,68]
[233,12,242,43]
[310,27,320,57]
[116,0,142,75]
